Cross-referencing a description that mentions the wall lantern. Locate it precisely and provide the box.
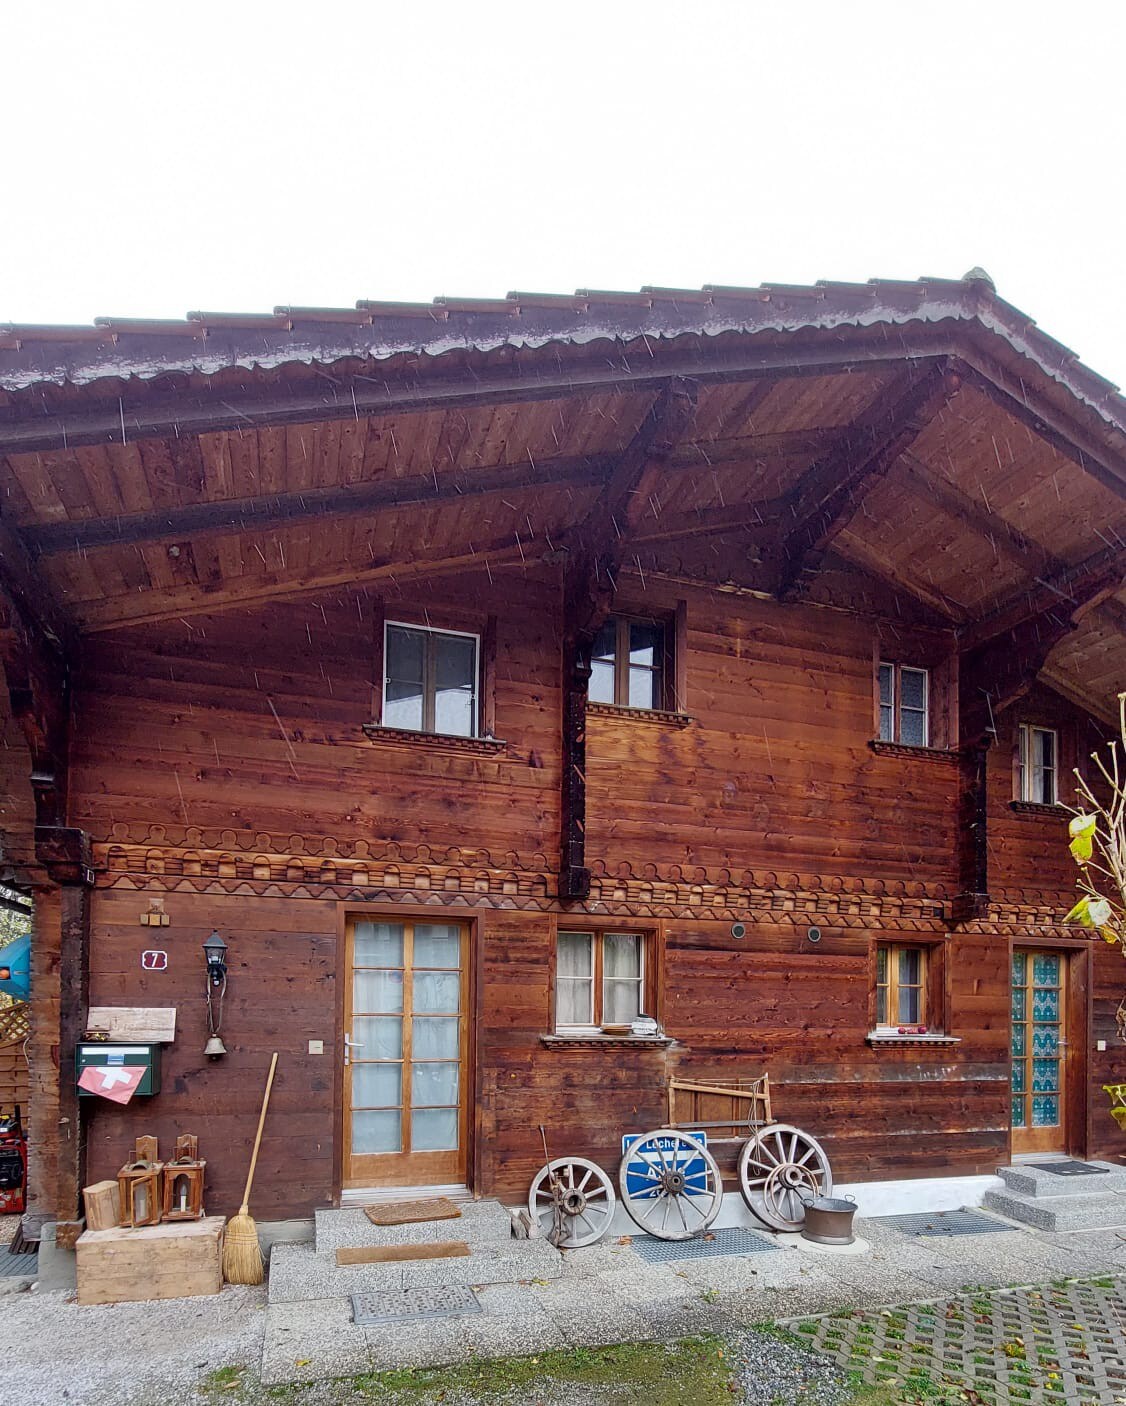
[202,931,228,1059]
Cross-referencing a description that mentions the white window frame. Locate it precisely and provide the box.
[383,620,480,738]
[878,662,930,747]
[1018,724,1059,805]
[554,930,649,1034]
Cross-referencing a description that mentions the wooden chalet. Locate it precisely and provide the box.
[2,270,1126,1241]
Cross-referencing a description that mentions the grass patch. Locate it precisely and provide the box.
[331,1336,735,1403]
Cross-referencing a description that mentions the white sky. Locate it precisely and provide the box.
[4,2,1126,388]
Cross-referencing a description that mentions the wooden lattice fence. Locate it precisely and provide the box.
[0,1002,30,1112]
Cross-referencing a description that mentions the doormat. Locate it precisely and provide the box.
[352,1285,482,1326]
[628,1226,777,1263]
[1025,1159,1110,1177]
[364,1197,461,1226]
[0,1248,36,1278]
[876,1210,1018,1237]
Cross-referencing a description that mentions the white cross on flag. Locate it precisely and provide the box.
[78,1065,146,1105]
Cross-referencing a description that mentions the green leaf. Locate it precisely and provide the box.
[1069,814,1097,863]
[1064,897,1093,924]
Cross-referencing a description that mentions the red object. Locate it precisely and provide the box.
[78,1065,146,1104]
[0,1107,27,1214]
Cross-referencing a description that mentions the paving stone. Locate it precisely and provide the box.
[314,1200,512,1254]
[364,1315,468,1371]
[399,1240,562,1289]
[268,1241,404,1303]
[459,1309,567,1357]
[532,1276,654,1347]
[261,1296,371,1386]
[997,1161,1126,1197]
[984,1188,1126,1232]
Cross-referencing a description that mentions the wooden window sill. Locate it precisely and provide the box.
[868,740,958,764]
[362,724,508,755]
[866,1031,961,1047]
[587,703,693,728]
[541,1034,674,1051]
[1009,800,1067,818]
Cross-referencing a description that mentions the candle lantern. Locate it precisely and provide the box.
[117,1135,163,1228]
[161,1133,206,1221]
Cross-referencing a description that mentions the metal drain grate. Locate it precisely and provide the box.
[1025,1159,1109,1176]
[628,1226,778,1263]
[351,1285,481,1325]
[876,1209,1018,1237]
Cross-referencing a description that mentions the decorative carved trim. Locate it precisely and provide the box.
[868,740,959,765]
[587,703,694,728]
[1008,801,1069,819]
[361,724,509,755]
[866,1032,961,1048]
[540,1035,674,1051]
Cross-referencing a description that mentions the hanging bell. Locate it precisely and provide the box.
[204,1034,227,1059]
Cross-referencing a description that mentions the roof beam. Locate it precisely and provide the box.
[960,537,1126,651]
[23,452,618,556]
[776,361,964,598]
[0,334,957,457]
[595,378,700,536]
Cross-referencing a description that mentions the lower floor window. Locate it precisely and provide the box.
[556,930,650,1030]
[875,944,927,1026]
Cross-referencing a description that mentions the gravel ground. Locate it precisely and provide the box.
[730,1330,853,1406]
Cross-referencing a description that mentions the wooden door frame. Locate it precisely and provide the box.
[332,902,481,1205]
[1007,935,1091,1160]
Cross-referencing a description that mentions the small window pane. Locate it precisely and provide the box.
[900,669,927,710]
[604,933,642,979]
[414,925,461,968]
[353,969,404,1014]
[435,686,474,737]
[628,666,659,709]
[412,1061,460,1107]
[878,664,894,707]
[412,1106,458,1151]
[604,979,642,1023]
[876,947,888,983]
[899,709,926,747]
[434,635,476,737]
[352,1108,401,1154]
[556,978,594,1026]
[351,1062,402,1108]
[353,1016,403,1060]
[876,986,887,1024]
[386,626,425,681]
[629,622,663,670]
[354,922,404,967]
[592,620,617,663]
[898,948,921,985]
[384,679,425,730]
[878,704,894,742]
[412,1015,460,1059]
[589,658,616,704]
[897,985,921,1024]
[558,933,593,978]
[413,970,461,1013]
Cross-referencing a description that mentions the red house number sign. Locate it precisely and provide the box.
[141,950,168,971]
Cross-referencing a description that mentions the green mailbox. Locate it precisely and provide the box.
[75,1042,162,1097]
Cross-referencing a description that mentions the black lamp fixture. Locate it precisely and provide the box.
[202,931,229,1059]
[202,930,228,986]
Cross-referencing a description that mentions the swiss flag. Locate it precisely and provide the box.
[78,1065,146,1105]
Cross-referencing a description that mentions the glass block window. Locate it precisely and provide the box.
[384,622,479,737]
[878,663,929,747]
[875,944,929,1027]
[589,617,667,710]
[1017,725,1058,804]
[1011,949,1063,1134]
[555,930,651,1031]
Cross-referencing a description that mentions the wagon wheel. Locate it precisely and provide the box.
[528,1156,616,1248]
[738,1123,832,1231]
[618,1128,723,1241]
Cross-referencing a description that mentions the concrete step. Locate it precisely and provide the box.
[996,1160,1126,1197]
[314,1200,513,1256]
[268,1236,563,1304]
[982,1186,1126,1232]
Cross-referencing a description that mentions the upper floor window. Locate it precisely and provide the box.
[556,929,652,1031]
[875,943,928,1027]
[878,662,928,747]
[590,616,667,710]
[384,621,479,738]
[1017,724,1058,805]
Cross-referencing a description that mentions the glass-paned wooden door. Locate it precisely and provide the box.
[344,919,469,1188]
[1011,949,1067,1154]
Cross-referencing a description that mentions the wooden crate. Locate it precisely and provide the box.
[76,1215,225,1305]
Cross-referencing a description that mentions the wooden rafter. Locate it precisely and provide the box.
[776,361,964,598]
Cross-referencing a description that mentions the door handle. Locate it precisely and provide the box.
[344,1032,364,1065]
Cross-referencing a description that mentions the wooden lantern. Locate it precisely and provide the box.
[161,1134,206,1222]
[117,1136,163,1228]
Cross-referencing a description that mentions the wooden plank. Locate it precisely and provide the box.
[82,1180,120,1231]
[336,1241,469,1265]
[76,1216,224,1305]
[86,1007,176,1042]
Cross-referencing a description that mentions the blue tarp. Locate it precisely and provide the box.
[0,934,31,1001]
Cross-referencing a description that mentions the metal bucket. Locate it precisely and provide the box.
[800,1195,857,1246]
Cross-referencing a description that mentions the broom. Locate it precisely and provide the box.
[222,1051,278,1285]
